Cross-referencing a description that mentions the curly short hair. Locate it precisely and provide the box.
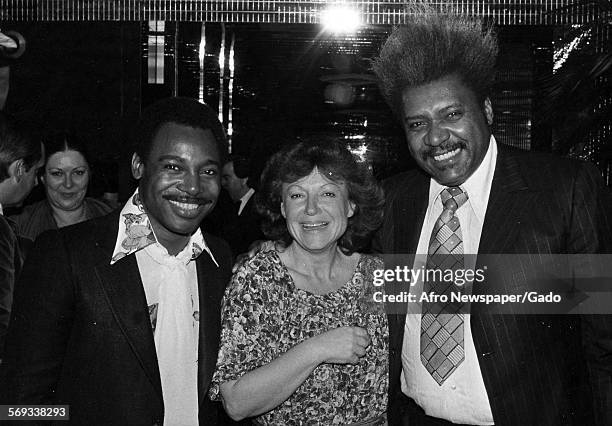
[133,97,228,164]
[372,9,498,118]
[256,136,384,254]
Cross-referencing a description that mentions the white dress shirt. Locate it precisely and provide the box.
[137,243,199,426]
[111,189,219,426]
[401,136,498,425]
[237,187,255,216]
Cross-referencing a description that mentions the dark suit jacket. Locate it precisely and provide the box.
[374,145,612,426]
[221,194,265,257]
[1,211,233,426]
[0,215,22,358]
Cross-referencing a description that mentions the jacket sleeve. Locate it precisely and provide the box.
[0,217,17,357]
[570,162,612,426]
[1,229,75,404]
[371,178,393,255]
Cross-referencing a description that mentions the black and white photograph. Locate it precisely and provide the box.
[0,1,611,425]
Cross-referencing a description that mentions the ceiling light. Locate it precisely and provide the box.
[321,5,361,34]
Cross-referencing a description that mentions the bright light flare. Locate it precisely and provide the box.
[198,38,205,63]
[346,141,368,162]
[553,26,591,74]
[321,5,361,34]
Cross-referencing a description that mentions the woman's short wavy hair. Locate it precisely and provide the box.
[372,9,498,118]
[256,136,384,254]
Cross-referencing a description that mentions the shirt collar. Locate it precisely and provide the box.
[0,203,3,216]
[110,189,219,267]
[240,187,255,204]
[428,135,498,222]
[238,188,255,215]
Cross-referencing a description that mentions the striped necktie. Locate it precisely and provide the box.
[420,186,468,385]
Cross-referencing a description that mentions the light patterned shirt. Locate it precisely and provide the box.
[111,189,218,425]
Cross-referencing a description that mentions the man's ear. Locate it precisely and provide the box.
[483,97,494,126]
[280,202,286,219]
[8,159,25,182]
[131,153,144,180]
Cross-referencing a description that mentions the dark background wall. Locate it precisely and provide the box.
[1,20,606,201]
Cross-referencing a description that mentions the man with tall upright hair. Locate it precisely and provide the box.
[372,10,612,426]
[0,112,43,357]
[2,98,233,425]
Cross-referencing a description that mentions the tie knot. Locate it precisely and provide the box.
[440,187,468,213]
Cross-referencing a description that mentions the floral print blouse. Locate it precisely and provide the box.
[210,249,388,425]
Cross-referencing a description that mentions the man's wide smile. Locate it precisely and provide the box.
[424,141,468,168]
[169,200,200,211]
[164,195,212,218]
[433,147,461,162]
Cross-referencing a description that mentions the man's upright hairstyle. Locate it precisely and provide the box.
[133,97,228,163]
[0,112,42,182]
[372,10,498,117]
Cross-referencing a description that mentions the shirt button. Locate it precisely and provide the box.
[451,384,457,390]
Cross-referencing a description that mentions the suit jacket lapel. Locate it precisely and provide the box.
[471,146,533,409]
[196,251,222,405]
[394,172,430,254]
[388,172,430,333]
[93,213,163,400]
[478,146,530,256]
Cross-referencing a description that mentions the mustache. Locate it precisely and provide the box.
[422,140,467,159]
[162,194,213,205]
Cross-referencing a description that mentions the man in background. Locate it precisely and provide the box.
[220,155,264,255]
[0,112,43,358]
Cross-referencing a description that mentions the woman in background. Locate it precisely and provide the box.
[11,131,112,242]
[211,137,388,425]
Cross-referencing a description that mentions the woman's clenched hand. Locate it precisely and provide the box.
[311,326,371,365]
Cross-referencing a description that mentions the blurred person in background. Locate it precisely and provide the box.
[220,154,265,255]
[0,112,43,358]
[10,131,111,243]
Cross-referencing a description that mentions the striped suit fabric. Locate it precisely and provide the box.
[374,144,612,426]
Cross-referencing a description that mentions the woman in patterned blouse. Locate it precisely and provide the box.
[211,137,389,425]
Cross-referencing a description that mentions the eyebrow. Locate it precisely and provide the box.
[48,166,88,170]
[403,113,426,121]
[321,182,342,189]
[404,103,463,120]
[286,181,342,191]
[439,103,463,113]
[157,155,185,163]
[156,155,220,166]
[285,183,303,191]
